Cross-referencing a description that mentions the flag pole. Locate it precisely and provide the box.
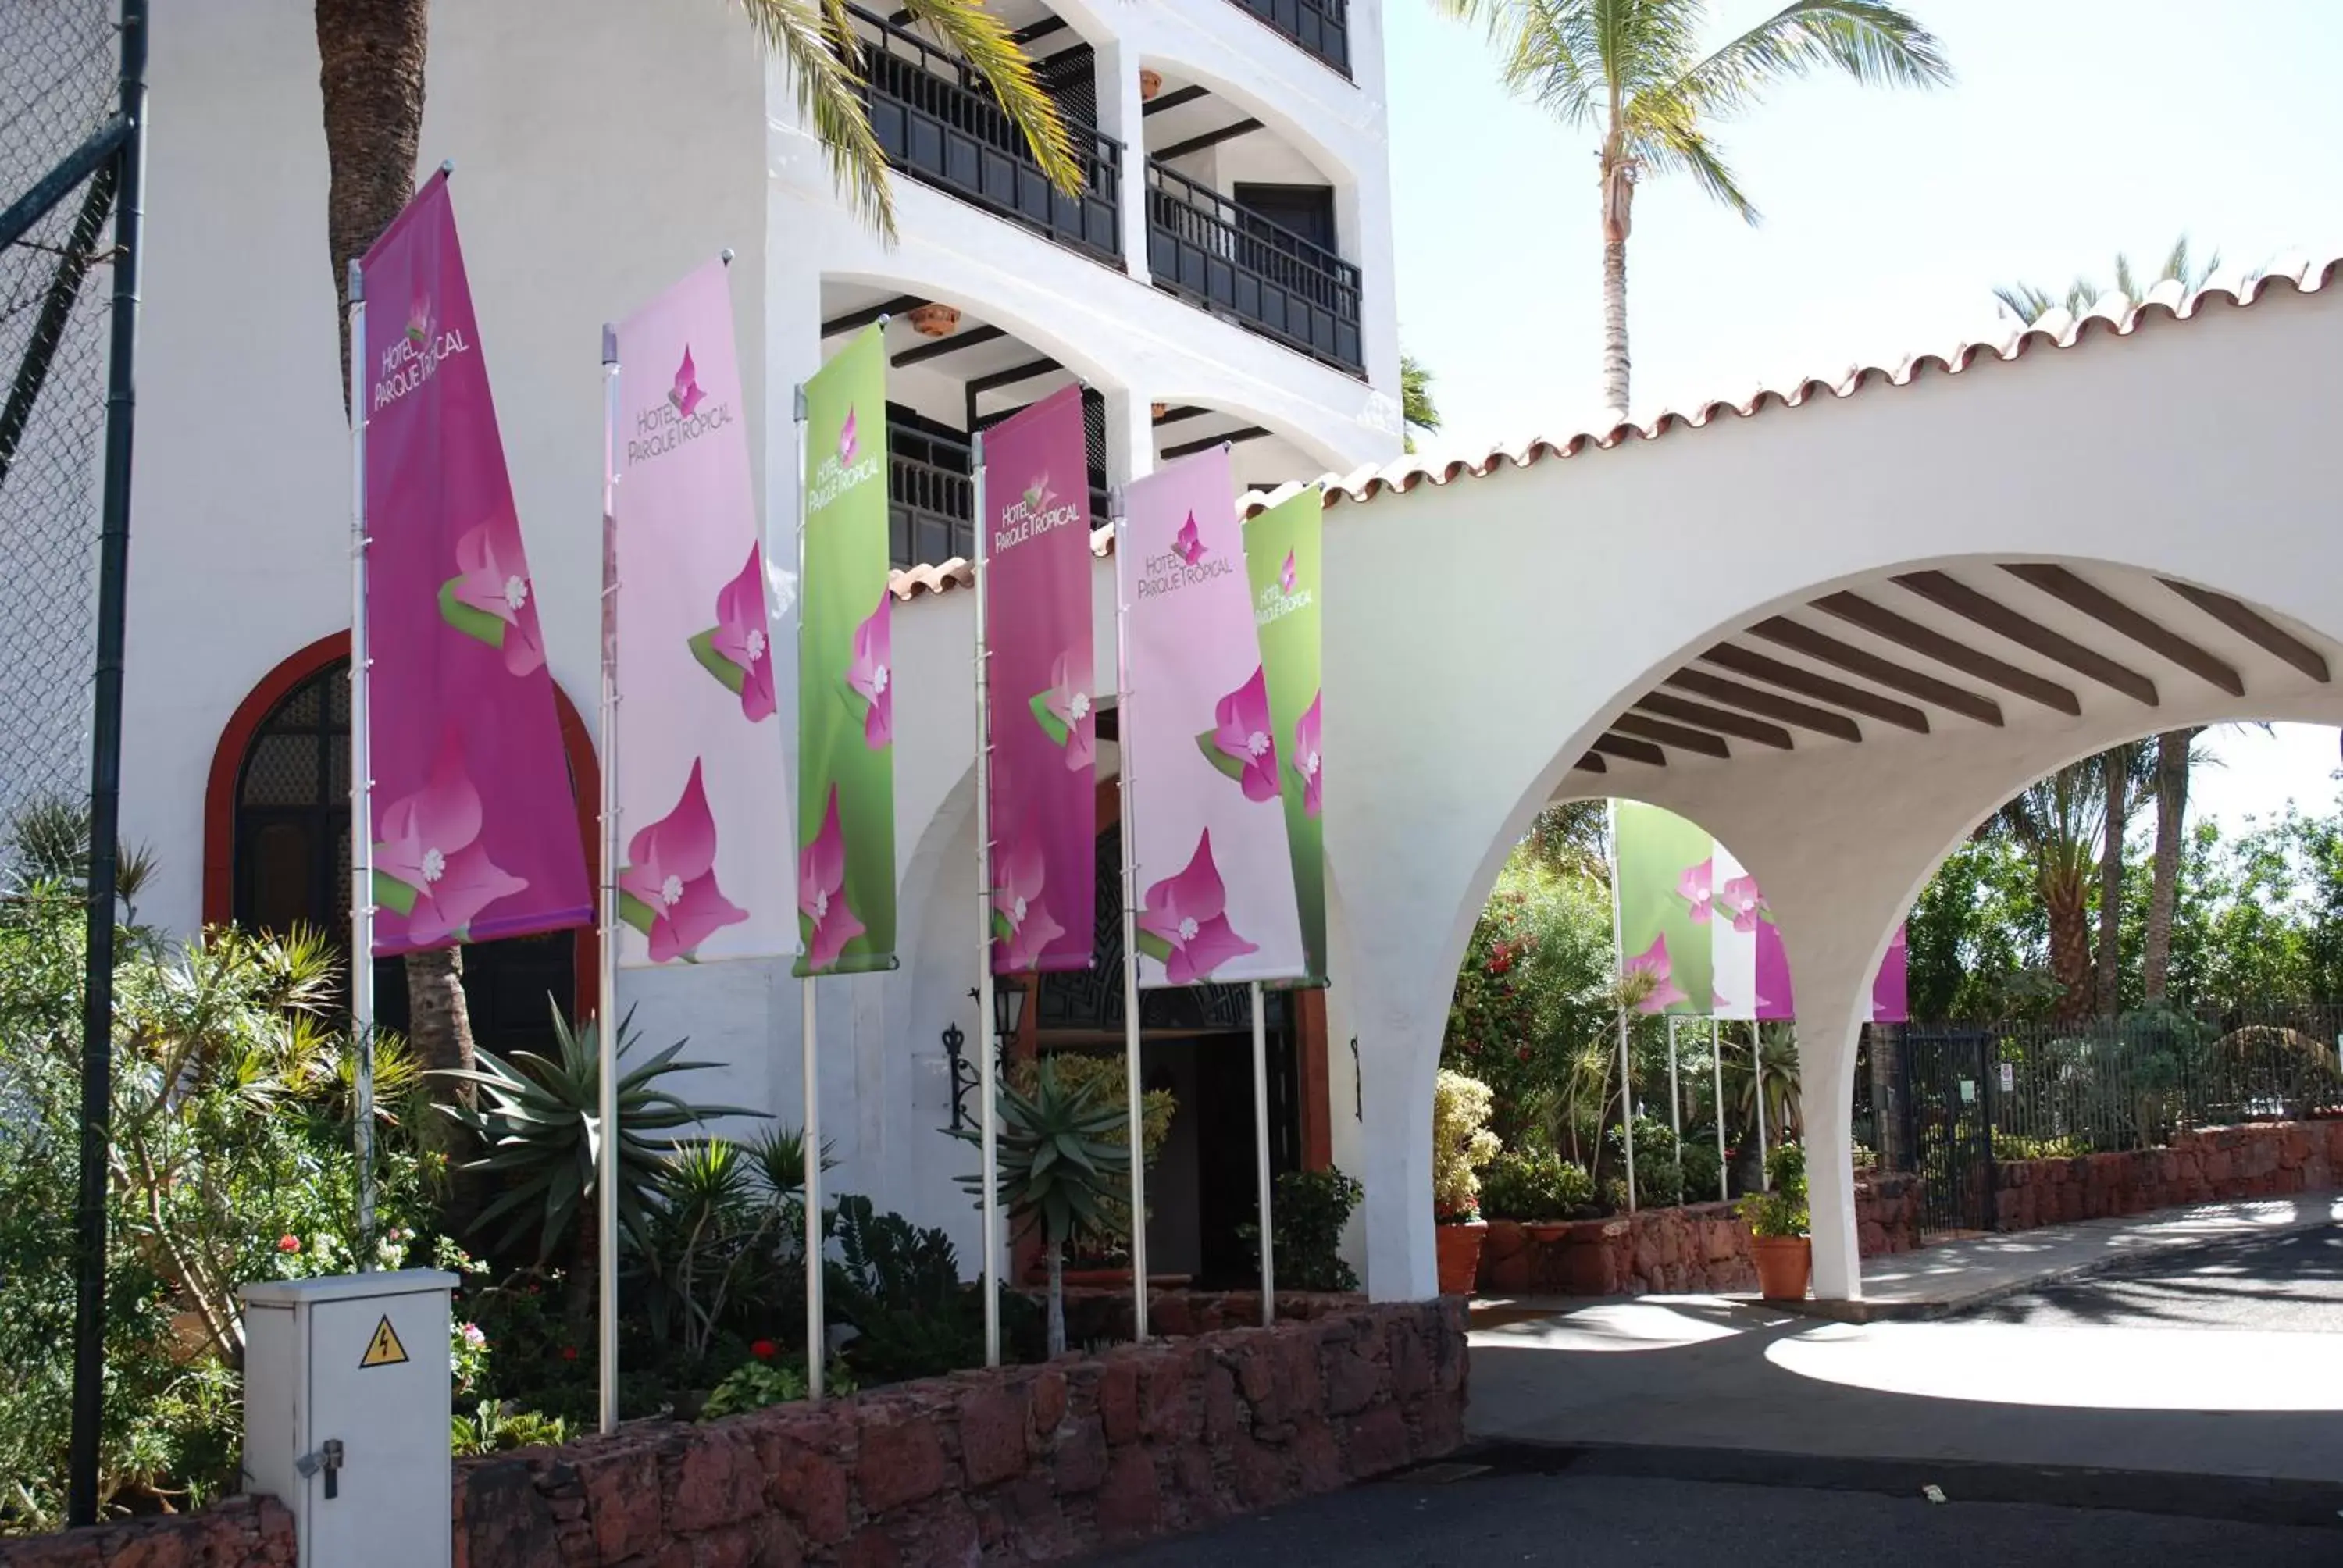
[971,432,1002,1369]
[1712,1017,1728,1202]
[1112,489,1149,1342]
[595,323,622,1434]
[1667,1013,1681,1147]
[1250,982,1275,1325]
[794,381,826,1398]
[1606,798,1635,1213]
[1753,1021,1769,1192]
[347,258,377,1263]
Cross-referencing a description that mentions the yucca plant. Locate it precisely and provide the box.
[434,1004,762,1262]
[954,1059,1130,1357]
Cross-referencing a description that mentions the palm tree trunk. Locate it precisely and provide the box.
[317,0,430,412]
[1601,237,1632,417]
[2045,875,2092,1025]
[2142,729,2193,1004]
[405,944,475,1115]
[2095,748,2126,1016]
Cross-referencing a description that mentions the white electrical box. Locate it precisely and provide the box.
[241,1270,455,1568]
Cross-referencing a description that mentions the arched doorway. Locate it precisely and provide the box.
[203,636,596,1050]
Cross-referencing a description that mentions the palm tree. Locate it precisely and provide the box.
[1993,238,2252,1007]
[1995,760,2126,1025]
[2094,742,2154,1014]
[1400,352,1443,454]
[1439,1,1949,417]
[312,0,1078,1087]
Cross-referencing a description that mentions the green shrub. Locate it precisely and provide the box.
[699,1356,856,1421]
[1679,1140,1724,1204]
[1432,1071,1500,1221]
[1606,1116,1685,1209]
[1239,1167,1364,1291]
[1742,1141,1810,1238]
[1477,1150,1596,1222]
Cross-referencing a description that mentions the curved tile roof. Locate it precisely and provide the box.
[886,258,2341,604]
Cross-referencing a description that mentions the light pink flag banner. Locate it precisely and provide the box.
[983,385,1096,973]
[359,173,590,957]
[610,260,790,965]
[1118,447,1303,987]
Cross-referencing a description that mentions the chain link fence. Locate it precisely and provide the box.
[2,0,122,861]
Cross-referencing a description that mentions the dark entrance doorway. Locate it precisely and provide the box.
[1899,1027,1999,1239]
[1035,829,1302,1286]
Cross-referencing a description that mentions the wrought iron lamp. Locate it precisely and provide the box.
[943,983,1024,1131]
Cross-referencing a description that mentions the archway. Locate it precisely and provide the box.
[201,632,601,1047]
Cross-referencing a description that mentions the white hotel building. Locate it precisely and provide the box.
[125,1,1400,1279]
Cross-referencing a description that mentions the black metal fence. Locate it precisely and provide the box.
[1145,159,1363,374]
[1225,0,1352,78]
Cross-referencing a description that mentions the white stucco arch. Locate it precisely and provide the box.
[819,267,1124,397]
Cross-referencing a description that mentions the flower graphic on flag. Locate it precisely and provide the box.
[438,520,547,676]
[373,727,529,948]
[1624,933,1690,1014]
[843,589,892,748]
[1718,874,1768,932]
[405,298,430,346]
[618,759,749,963]
[838,405,860,466]
[1136,829,1257,985]
[1030,650,1094,771]
[1293,690,1323,818]
[1175,511,1206,567]
[690,543,776,722]
[798,784,865,971]
[1196,665,1279,802]
[669,347,705,419]
[1279,550,1297,594]
[1022,474,1055,515]
[1677,857,1716,925]
[990,829,1065,972]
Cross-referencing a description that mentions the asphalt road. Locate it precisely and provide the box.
[1086,1226,2343,1564]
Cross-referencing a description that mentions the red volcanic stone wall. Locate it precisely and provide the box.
[1993,1121,2341,1229]
[2,1303,1465,1568]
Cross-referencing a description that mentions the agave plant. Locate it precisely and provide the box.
[954,1059,1130,1357]
[434,1003,762,1261]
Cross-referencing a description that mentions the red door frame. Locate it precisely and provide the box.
[201,630,601,1021]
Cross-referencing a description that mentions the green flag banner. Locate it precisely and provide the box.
[794,326,896,975]
[1612,799,1710,1014]
[1244,488,1327,985]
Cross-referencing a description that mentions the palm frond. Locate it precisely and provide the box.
[736,0,897,237]
[1993,281,2057,323]
[899,0,1082,195]
[1633,102,1757,222]
[1675,1,1952,118]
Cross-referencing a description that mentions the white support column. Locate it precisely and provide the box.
[1093,38,1152,284]
[1103,387,1154,490]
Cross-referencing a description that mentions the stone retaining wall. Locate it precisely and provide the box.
[0,1302,1466,1568]
[1993,1120,2341,1228]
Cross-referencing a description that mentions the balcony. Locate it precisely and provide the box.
[1144,161,1363,376]
[851,5,1122,265]
[1225,0,1351,78]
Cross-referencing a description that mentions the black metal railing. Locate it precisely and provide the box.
[890,426,975,569]
[1226,0,1350,77]
[1145,162,1362,374]
[850,6,1122,265]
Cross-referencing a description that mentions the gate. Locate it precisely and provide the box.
[1899,1029,1998,1239]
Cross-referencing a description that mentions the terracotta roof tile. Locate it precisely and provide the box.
[886,259,2340,600]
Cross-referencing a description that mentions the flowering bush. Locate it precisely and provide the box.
[1432,1071,1500,1222]
[1477,1149,1596,1222]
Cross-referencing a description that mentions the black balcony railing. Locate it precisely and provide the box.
[851,7,1122,265]
[890,423,975,569]
[1227,0,1350,77]
[1145,162,1363,375]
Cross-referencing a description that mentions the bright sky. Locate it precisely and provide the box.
[1383,0,2343,834]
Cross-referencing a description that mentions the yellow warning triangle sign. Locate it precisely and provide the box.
[359,1314,409,1369]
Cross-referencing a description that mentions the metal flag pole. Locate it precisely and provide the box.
[1605,799,1636,1212]
[1712,1017,1728,1202]
[1250,982,1275,1325]
[1753,1022,1770,1192]
[347,258,378,1262]
[595,324,622,1434]
[794,383,826,1398]
[1667,1013,1681,1147]
[971,431,1002,1368]
[1112,488,1149,1341]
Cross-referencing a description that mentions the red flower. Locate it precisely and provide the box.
[750,1339,777,1361]
[277,1235,301,1254]
[1516,1045,1532,1062]
[559,1345,579,1362]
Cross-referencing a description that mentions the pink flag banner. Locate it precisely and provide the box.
[360,173,590,956]
[610,261,792,965]
[982,386,1096,973]
[1118,447,1303,987]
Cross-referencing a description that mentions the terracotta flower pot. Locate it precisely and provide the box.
[906,302,961,339]
[1139,68,1163,102]
[1751,1235,1812,1301]
[1435,1220,1487,1296]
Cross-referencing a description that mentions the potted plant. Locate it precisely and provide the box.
[1741,1140,1810,1301]
[1432,1070,1501,1295]
[1009,1052,1175,1288]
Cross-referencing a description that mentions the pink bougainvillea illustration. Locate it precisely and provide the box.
[797,784,865,970]
[442,519,547,676]
[1279,550,1297,594]
[1204,665,1280,802]
[669,346,705,419]
[838,405,860,466]
[990,829,1066,972]
[1624,932,1690,1013]
[405,298,430,346]
[845,590,893,747]
[1718,873,1767,932]
[702,542,776,722]
[1293,690,1323,818]
[374,727,530,948]
[618,759,749,963]
[1040,650,1095,771]
[1677,857,1716,925]
[1137,829,1258,985]
[1174,511,1206,567]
